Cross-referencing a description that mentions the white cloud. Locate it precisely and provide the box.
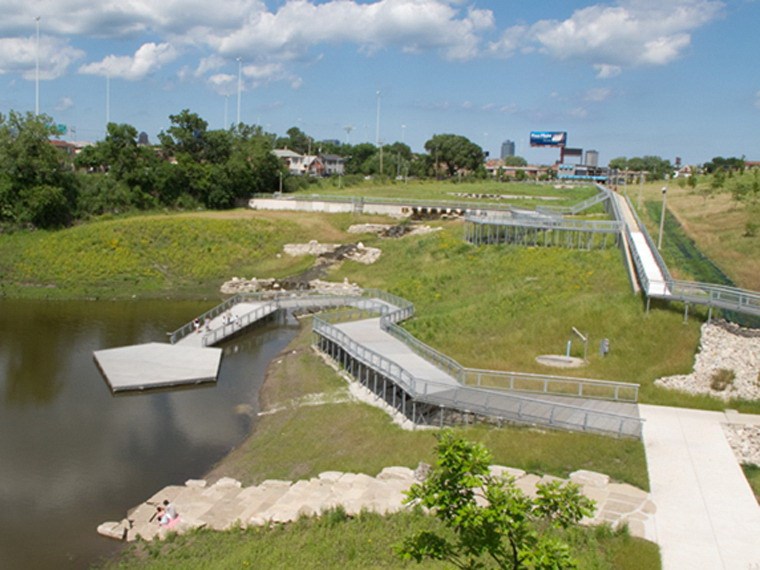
[584,87,612,102]
[489,0,723,69]
[194,55,226,78]
[207,73,237,95]
[0,36,84,80]
[211,0,493,62]
[78,42,179,80]
[594,63,622,78]
[55,97,74,111]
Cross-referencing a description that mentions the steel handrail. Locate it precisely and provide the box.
[313,316,643,438]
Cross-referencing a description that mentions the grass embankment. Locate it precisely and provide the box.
[293,179,599,209]
[104,325,658,570]
[1,202,751,412]
[0,211,366,299]
[105,509,658,570]
[627,180,759,291]
[209,324,649,489]
[743,464,760,503]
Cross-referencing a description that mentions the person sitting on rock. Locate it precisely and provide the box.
[163,499,178,520]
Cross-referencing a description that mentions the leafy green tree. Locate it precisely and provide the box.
[703,156,745,174]
[0,111,78,225]
[158,109,211,163]
[276,126,312,154]
[396,431,595,569]
[503,156,527,167]
[425,134,485,177]
[608,157,628,171]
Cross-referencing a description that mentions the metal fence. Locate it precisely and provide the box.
[313,315,643,438]
[620,194,760,316]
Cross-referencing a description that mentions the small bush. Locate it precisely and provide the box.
[710,368,736,392]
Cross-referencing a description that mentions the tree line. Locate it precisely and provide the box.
[0,109,488,230]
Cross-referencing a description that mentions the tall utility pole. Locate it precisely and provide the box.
[105,74,110,127]
[35,16,41,116]
[236,57,242,127]
[657,184,668,250]
[224,95,229,129]
[375,90,381,147]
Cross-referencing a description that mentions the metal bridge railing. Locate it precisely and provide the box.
[252,193,516,213]
[623,194,672,281]
[462,369,639,401]
[200,301,279,346]
[313,315,643,438]
[465,212,623,233]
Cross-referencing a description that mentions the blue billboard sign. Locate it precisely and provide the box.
[530,131,567,147]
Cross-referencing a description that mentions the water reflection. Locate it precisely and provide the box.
[0,299,299,569]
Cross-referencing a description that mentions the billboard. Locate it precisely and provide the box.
[530,131,567,147]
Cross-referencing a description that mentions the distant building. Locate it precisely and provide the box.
[273,149,342,176]
[585,150,599,167]
[500,140,515,159]
[321,154,346,176]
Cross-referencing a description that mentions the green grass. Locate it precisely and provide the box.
[0,211,360,299]
[292,178,599,209]
[742,464,760,503]
[209,324,650,491]
[101,508,659,570]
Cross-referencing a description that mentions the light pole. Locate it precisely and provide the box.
[401,124,406,145]
[224,94,229,129]
[35,16,40,115]
[657,183,668,250]
[106,74,110,128]
[236,57,242,127]
[375,90,381,147]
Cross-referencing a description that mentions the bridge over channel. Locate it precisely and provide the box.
[160,290,644,438]
[465,185,760,320]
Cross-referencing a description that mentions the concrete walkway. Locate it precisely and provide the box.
[640,405,760,569]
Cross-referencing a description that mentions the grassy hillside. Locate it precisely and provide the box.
[627,178,759,291]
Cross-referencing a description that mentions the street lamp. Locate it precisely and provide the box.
[236,57,242,127]
[657,183,668,250]
[35,16,40,116]
[375,90,381,147]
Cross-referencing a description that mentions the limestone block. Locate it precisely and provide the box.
[490,465,526,480]
[514,474,541,497]
[97,521,128,540]
[185,479,207,488]
[569,470,610,488]
[377,466,415,481]
[213,477,242,489]
[318,471,343,482]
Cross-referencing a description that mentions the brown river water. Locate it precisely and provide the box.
[0,298,299,569]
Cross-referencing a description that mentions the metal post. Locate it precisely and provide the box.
[657,184,668,250]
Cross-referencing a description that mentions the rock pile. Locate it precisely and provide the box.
[284,240,381,265]
[654,322,760,401]
[220,277,362,296]
[98,467,654,543]
[347,223,442,238]
[723,424,760,466]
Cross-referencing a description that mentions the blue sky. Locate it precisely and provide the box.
[1,0,758,165]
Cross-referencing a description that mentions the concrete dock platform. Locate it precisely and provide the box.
[94,342,222,392]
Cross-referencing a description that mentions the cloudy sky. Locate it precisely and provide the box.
[1,0,758,164]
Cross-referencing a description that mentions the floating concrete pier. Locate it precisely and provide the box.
[94,343,222,392]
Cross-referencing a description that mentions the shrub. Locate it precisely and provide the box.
[710,369,736,392]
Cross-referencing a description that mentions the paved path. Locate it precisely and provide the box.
[640,405,760,569]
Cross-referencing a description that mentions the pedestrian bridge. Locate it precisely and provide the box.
[163,289,644,438]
